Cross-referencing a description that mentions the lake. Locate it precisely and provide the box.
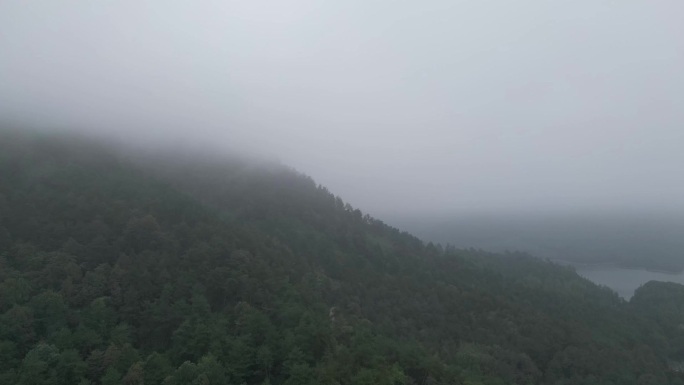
[574,265,684,299]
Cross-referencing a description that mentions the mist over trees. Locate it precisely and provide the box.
[2,1,684,216]
[388,212,684,272]
[2,0,684,383]
[1,130,684,384]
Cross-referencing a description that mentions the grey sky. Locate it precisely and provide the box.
[2,1,683,216]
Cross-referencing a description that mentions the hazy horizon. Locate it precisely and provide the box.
[2,1,684,217]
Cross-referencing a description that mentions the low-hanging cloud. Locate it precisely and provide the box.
[2,0,683,216]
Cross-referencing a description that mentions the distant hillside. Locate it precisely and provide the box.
[1,129,683,384]
[387,212,684,273]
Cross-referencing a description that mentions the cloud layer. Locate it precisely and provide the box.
[2,0,683,215]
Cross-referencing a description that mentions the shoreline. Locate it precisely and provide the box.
[552,259,684,275]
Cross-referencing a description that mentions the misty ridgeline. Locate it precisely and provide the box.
[2,0,684,384]
[1,130,684,385]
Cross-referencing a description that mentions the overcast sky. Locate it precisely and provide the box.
[2,1,683,216]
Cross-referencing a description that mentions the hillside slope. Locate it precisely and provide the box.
[0,130,682,385]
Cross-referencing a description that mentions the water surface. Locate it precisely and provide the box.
[575,266,684,299]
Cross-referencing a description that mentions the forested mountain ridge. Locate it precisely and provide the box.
[0,129,683,385]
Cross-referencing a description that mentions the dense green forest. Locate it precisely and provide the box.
[1,129,684,384]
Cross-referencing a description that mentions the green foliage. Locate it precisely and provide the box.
[0,129,683,384]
